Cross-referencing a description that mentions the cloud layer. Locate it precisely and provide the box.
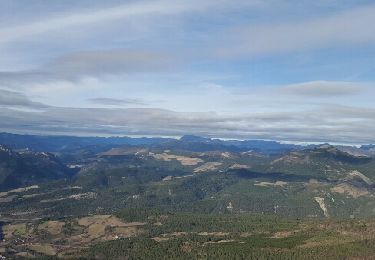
[1,89,375,144]
[0,1,374,144]
[216,4,375,57]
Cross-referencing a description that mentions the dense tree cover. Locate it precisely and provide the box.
[83,212,375,260]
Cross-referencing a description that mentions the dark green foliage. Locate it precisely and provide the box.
[116,207,165,222]
[2,134,375,259]
[0,145,74,191]
[83,213,375,260]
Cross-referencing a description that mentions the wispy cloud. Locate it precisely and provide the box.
[216,4,375,57]
[0,0,264,44]
[87,97,147,106]
[1,1,375,143]
[0,1,192,43]
[1,96,375,143]
[0,89,47,109]
[49,49,175,79]
[281,81,367,97]
[0,49,175,90]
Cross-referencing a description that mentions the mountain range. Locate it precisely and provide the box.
[1,132,375,258]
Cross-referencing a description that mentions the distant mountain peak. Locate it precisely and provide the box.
[317,143,334,149]
[179,135,210,142]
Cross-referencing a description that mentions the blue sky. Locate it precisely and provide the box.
[0,0,375,144]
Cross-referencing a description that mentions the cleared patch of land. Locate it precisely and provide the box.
[0,214,145,257]
[229,163,251,169]
[331,183,369,198]
[348,170,373,185]
[194,162,223,173]
[254,181,288,187]
[314,197,329,217]
[150,152,204,166]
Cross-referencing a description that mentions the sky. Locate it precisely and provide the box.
[1,0,375,144]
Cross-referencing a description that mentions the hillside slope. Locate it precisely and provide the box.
[0,145,74,191]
